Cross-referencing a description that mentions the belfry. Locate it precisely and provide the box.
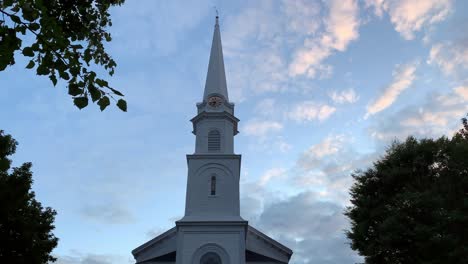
[132,16,293,264]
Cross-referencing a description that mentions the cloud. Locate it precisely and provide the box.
[277,138,293,153]
[324,0,360,51]
[258,167,287,186]
[253,98,337,123]
[255,191,362,264]
[243,119,284,137]
[239,133,383,263]
[289,0,360,77]
[110,0,210,57]
[283,0,321,34]
[300,135,345,162]
[81,203,134,224]
[223,1,289,102]
[454,86,468,101]
[369,88,468,142]
[55,253,131,264]
[365,0,453,40]
[288,101,336,122]
[224,0,360,101]
[254,98,277,117]
[292,133,380,205]
[329,88,359,104]
[366,61,418,117]
[428,41,468,79]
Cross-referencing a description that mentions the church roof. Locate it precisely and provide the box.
[203,16,229,102]
[132,227,177,262]
[247,225,293,258]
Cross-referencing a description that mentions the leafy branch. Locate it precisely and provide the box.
[0,0,126,111]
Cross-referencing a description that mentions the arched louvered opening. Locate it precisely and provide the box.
[208,130,221,152]
[210,175,216,196]
[200,252,222,264]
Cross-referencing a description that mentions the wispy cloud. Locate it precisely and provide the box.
[289,0,360,77]
[56,253,132,264]
[370,88,468,141]
[288,101,336,122]
[258,167,287,186]
[365,0,453,40]
[366,61,418,117]
[428,41,468,79]
[224,0,360,102]
[297,134,346,170]
[243,119,284,137]
[329,88,359,104]
[454,86,468,100]
[81,203,134,224]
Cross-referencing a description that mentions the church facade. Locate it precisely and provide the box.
[132,17,293,264]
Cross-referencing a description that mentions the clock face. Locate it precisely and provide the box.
[208,96,223,107]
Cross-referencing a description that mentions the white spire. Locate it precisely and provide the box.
[203,15,229,102]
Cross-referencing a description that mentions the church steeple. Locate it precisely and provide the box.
[183,15,241,221]
[191,15,238,155]
[203,15,229,102]
[131,14,293,264]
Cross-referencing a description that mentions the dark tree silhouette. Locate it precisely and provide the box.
[0,0,126,111]
[345,117,468,264]
[0,130,58,263]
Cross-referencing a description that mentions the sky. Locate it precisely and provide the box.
[1,0,468,263]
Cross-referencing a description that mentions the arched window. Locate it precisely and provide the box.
[200,252,222,264]
[210,175,216,196]
[208,130,221,152]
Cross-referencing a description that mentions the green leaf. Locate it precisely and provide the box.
[36,65,49,75]
[22,47,34,57]
[83,49,91,63]
[68,84,82,96]
[59,71,70,80]
[49,75,57,86]
[26,60,35,69]
[97,96,110,111]
[31,43,40,51]
[109,87,123,96]
[117,99,127,112]
[0,63,8,71]
[11,5,20,12]
[15,25,27,34]
[88,85,101,102]
[71,44,83,49]
[10,15,21,24]
[73,97,88,109]
[29,22,40,31]
[95,78,108,87]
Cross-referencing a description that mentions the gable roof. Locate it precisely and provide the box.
[132,227,177,263]
[246,225,293,263]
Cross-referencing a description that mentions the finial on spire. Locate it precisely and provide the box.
[214,6,219,25]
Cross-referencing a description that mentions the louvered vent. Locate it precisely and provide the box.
[208,130,221,152]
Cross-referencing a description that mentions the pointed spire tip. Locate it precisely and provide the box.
[203,9,228,102]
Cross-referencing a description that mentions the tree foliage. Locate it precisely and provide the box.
[0,130,58,263]
[0,0,126,111]
[345,117,468,264]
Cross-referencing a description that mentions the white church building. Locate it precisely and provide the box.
[132,16,293,264]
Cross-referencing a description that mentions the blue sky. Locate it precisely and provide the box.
[1,0,468,263]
